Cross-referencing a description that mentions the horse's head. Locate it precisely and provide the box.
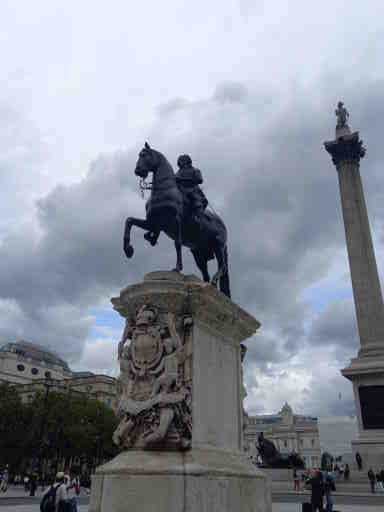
[135,142,160,179]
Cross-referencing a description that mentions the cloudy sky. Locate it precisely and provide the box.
[1,0,384,417]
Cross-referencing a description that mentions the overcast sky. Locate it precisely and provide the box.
[1,1,384,417]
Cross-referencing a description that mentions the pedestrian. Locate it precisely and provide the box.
[54,472,68,512]
[0,466,8,493]
[368,467,376,493]
[344,463,350,481]
[30,473,37,497]
[308,469,324,512]
[24,474,30,492]
[41,472,68,512]
[66,472,80,512]
[324,473,336,512]
[356,452,362,471]
[293,468,300,491]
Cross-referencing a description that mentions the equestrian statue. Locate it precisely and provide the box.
[123,143,230,298]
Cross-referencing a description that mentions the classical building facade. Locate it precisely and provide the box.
[0,340,117,411]
[244,403,321,469]
[0,340,72,383]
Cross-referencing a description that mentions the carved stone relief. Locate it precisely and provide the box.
[113,304,193,451]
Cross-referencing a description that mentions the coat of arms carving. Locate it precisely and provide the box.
[113,304,192,450]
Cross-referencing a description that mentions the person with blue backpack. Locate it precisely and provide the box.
[40,472,69,512]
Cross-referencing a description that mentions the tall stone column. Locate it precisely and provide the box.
[89,272,271,512]
[324,104,384,468]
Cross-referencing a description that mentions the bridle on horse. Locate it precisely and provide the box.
[139,178,152,198]
[139,175,175,199]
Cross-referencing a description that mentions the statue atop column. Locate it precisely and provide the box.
[335,101,351,138]
[335,101,349,128]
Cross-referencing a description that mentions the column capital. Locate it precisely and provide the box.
[324,132,366,170]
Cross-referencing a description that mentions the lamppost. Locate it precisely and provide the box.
[36,375,54,483]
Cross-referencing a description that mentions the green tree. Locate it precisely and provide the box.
[29,391,118,470]
[0,383,30,470]
[0,385,118,474]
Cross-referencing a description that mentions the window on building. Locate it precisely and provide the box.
[300,439,304,447]
[31,368,39,375]
[45,371,52,379]
[17,364,25,372]
[311,439,315,447]
[284,440,287,448]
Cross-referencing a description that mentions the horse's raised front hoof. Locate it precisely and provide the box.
[124,244,134,258]
[172,267,182,273]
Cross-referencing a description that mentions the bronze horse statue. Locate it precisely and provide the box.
[123,143,230,297]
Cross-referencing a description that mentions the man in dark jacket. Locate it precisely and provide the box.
[175,154,208,225]
[368,468,376,493]
[355,452,362,470]
[309,470,324,512]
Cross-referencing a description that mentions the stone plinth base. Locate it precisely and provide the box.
[342,355,384,469]
[90,449,271,512]
[261,468,293,482]
[351,436,384,470]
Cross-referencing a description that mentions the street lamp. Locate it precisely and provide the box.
[35,374,55,484]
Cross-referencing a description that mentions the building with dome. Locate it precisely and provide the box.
[244,402,321,468]
[0,340,72,383]
[0,340,117,412]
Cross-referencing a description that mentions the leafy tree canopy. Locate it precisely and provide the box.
[0,384,118,472]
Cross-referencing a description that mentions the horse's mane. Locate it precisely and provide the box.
[153,149,175,176]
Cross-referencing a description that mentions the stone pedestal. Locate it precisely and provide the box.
[342,358,384,469]
[90,272,271,512]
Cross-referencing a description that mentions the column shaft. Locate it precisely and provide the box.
[324,132,384,356]
[337,161,384,351]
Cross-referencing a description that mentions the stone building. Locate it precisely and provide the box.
[0,340,117,411]
[244,403,321,468]
[0,340,72,383]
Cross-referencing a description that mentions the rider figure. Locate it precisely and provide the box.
[175,154,208,225]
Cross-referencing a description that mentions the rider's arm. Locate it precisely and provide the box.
[194,168,203,185]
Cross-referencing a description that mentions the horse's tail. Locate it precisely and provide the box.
[220,245,231,299]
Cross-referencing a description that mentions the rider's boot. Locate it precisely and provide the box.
[144,231,158,246]
[193,207,205,232]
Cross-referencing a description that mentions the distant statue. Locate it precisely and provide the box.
[321,452,333,472]
[335,101,349,129]
[257,432,305,469]
[123,143,230,297]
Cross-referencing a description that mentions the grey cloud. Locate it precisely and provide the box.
[213,82,248,104]
[311,300,359,352]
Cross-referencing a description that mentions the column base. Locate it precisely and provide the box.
[90,448,271,512]
[342,354,384,470]
[352,435,384,470]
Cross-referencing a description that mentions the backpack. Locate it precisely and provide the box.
[40,484,60,512]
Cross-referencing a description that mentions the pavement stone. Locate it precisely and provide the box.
[0,507,88,512]
[1,504,384,512]
[273,506,384,512]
